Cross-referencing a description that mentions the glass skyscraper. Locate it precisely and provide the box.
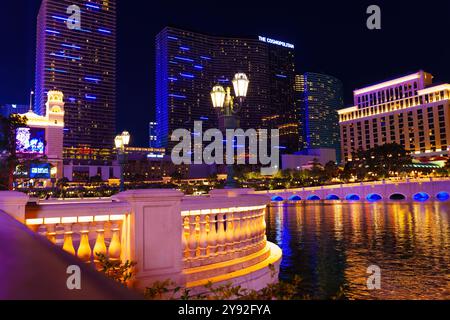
[295,72,344,161]
[35,0,116,149]
[155,27,297,153]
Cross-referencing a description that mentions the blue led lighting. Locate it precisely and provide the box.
[46,29,60,34]
[80,28,92,33]
[168,36,178,40]
[200,117,209,120]
[85,94,97,100]
[61,44,81,49]
[84,77,101,82]
[218,79,229,83]
[194,65,204,70]
[169,61,178,65]
[86,3,100,9]
[168,94,187,99]
[50,53,81,60]
[200,56,212,60]
[174,56,194,62]
[46,68,67,73]
[276,74,287,78]
[168,77,178,81]
[68,97,76,102]
[52,15,68,22]
[180,46,190,51]
[98,28,112,34]
[179,73,195,79]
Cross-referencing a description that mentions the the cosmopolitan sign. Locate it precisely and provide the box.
[258,36,294,49]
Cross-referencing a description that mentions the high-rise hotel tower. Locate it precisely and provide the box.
[155,27,297,153]
[295,73,344,161]
[35,0,116,149]
[339,71,450,162]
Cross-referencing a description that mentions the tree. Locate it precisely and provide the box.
[0,114,28,190]
[324,161,339,180]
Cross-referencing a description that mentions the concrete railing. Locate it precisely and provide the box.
[0,208,140,300]
[0,189,281,293]
[181,196,268,269]
[25,201,131,263]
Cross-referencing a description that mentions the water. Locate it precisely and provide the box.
[266,201,450,300]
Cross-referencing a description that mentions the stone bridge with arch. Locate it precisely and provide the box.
[253,178,450,203]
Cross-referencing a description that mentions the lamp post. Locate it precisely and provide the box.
[115,131,130,192]
[210,73,249,189]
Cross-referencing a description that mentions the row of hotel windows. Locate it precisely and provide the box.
[356,81,419,108]
[342,105,448,158]
[341,90,450,122]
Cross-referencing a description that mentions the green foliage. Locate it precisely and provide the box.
[0,114,28,190]
[142,264,345,300]
[95,253,137,285]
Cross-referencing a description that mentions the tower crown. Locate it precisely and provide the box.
[46,90,64,114]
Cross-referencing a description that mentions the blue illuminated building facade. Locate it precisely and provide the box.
[156,27,297,153]
[35,0,116,149]
[295,73,344,162]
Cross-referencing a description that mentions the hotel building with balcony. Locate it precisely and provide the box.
[339,71,450,162]
[35,0,117,150]
[155,27,298,153]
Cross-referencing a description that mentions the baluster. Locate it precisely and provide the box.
[244,210,252,248]
[182,217,189,259]
[187,213,198,259]
[93,223,107,262]
[247,211,255,245]
[46,224,57,244]
[216,210,227,254]
[233,210,242,251]
[108,222,122,261]
[78,223,92,263]
[261,209,267,244]
[225,210,235,251]
[198,211,209,257]
[62,224,76,255]
[207,211,218,256]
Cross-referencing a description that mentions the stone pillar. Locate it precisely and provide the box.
[0,191,30,223]
[113,189,185,290]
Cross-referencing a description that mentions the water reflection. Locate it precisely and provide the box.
[266,202,450,300]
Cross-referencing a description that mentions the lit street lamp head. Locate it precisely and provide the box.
[115,135,124,149]
[115,131,131,149]
[211,85,226,109]
[121,131,131,146]
[232,73,249,98]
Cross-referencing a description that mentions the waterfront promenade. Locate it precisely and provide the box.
[0,178,448,299]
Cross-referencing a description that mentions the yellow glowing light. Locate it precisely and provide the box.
[61,217,78,224]
[109,214,125,221]
[94,215,110,222]
[26,218,44,226]
[44,217,61,225]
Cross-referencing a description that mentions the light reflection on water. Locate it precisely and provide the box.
[266,202,450,300]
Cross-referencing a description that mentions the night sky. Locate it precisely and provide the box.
[1,0,449,146]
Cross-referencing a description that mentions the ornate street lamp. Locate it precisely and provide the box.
[210,73,249,189]
[115,131,130,192]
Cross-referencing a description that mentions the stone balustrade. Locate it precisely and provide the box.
[181,204,267,269]
[1,189,281,293]
[24,201,131,264]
